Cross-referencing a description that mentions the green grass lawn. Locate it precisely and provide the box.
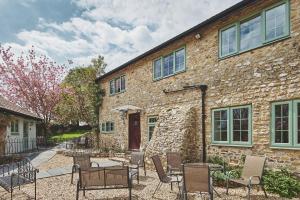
[50,130,87,141]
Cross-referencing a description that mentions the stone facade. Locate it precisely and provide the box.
[98,0,300,170]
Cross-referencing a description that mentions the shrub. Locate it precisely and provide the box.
[263,169,300,199]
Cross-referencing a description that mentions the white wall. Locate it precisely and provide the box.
[5,116,38,154]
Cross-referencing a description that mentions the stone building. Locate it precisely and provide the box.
[96,0,300,170]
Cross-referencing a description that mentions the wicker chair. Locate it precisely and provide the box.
[226,155,268,199]
[0,158,38,200]
[181,163,213,200]
[129,151,146,184]
[167,152,183,175]
[151,155,181,197]
[71,154,99,184]
[76,166,132,200]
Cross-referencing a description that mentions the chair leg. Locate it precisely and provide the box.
[76,181,79,200]
[226,178,229,195]
[152,182,162,197]
[137,168,140,184]
[35,177,37,200]
[83,187,86,196]
[129,188,132,200]
[144,165,146,176]
[171,182,173,191]
[261,184,268,198]
[71,166,75,184]
[247,185,251,200]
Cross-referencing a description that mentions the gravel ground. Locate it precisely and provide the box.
[0,154,297,200]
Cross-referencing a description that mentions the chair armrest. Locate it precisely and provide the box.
[248,175,261,185]
[90,161,100,168]
[72,164,81,171]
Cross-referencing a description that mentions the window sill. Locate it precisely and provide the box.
[153,69,186,82]
[101,132,114,134]
[109,90,126,97]
[219,35,291,60]
[270,146,300,150]
[211,143,253,148]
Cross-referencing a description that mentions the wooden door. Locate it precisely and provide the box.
[128,113,141,150]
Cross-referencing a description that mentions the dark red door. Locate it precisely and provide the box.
[128,113,141,150]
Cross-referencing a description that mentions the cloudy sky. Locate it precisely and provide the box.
[0,0,241,72]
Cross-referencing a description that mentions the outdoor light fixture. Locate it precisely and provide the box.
[195,33,201,39]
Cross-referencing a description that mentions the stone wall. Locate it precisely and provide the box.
[99,0,300,171]
[145,105,200,168]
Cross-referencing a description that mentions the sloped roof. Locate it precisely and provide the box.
[96,0,255,82]
[0,96,41,120]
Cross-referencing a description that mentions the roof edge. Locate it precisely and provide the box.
[0,108,42,121]
[96,0,254,82]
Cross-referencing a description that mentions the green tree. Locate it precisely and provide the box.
[55,56,106,130]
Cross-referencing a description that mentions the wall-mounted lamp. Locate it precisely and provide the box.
[195,33,201,40]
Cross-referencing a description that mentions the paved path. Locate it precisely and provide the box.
[30,149,57,168]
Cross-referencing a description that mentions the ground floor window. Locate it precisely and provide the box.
[148,116,158,141]
[101,121,114,133]
[271,100,300,148]
[10,119,19,135]
[212,105,252,146]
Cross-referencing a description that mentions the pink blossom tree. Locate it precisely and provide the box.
[0,45,67,135]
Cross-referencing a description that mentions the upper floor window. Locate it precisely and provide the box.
[212,105,252,146]
[10,120,19,135]
[110,75,126,95]
[271,100,300,148]
[153,47,185,80]
[219,0,290,58]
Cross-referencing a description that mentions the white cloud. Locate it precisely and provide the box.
[3,0,241,71]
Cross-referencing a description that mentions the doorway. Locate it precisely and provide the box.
[128,113,141,150]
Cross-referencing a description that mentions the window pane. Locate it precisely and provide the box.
[221,26,237,56]
[233,119,240,130]
[266,4,287,41]
[213,110,228,142]
[282,131,289,143]
[110,80,115,94]
[241,131,249,142]
[233,131,240,141]
[111,122,114,131]
[121,76,125,91]
[233,109,240,119]
[241,119,248,130]
[154,59,161,79]
[221,131,227,141]
[149,126,155,140]
[115,78,121,93]
[240,16,261,51]
[101,123,105,132]
[106,122,110,131]
[221,110,227,120]
[175,49,185,72]
[149,117,157,124]
[275,131,282,143]
[163,54,174,77]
